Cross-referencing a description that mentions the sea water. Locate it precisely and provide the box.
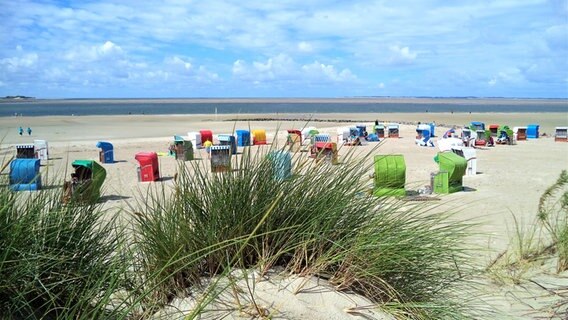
[0,98,566,117]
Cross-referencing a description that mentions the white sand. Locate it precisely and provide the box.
[1,112,567,318]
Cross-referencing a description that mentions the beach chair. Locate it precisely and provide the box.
[432,152,467,194]
[514,126,527,141]
[461,128,472,146]
[287,129,302,150]
[266,150,292,181]
[373,155,406,197]
[63,160,106,203]
[210,145,231,172]
[236,130,251,146]
[451,146,477,176]
[336,127,350,144]
[474,130,487,147]
[555,127,568,142]
[33,140,49,161]
[96,141,114,163]
[218,134,237,155]
[312,142,338,165]
[387,123,400,138]
[15,144,35,159]
[251,129,267,145]
[375,124,385,138]
[135,152,160,182]
[489,124,499,137]
[188,132,202,149]
[356,125,367,137]
[527,124,540,139]
[173,136,194,160]
[10,158,41,191]
[496,126,515,145]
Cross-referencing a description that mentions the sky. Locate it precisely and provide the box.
[0,0,567,99]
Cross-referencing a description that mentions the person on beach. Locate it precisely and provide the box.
[204,140,213,158]
[27,127,32,135]
[18,127,23,136]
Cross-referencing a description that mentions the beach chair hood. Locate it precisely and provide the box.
[71,160,106,202]
[373,155,406,197]
[10,158,41,191]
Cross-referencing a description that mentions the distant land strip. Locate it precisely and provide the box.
[224,117,457,128]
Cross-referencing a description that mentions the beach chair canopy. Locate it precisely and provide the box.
[218,134,237,154]
[373,155,406,197]
[33,140,49,161]
[527,124,540,139]
[236,129,251,146]
[199,130,214,144]
[349,127,359,137]
[300,127,316,142]
[251,129,267,145]
[356,125,367,137]
[266,150,292,181]
[287,129,302,137]
[470,122,485,131]
[135,152,159,181]
[71,160,106,202]
[96,141,114,163]
[10,158,41,191]
[437,152,467,184]
[172,136,193,160]
[188,132,202,148]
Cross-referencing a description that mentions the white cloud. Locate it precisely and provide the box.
[64,41,124,62]
[297,41,314,53]
[165,56,192,71]
[0,53,38,72]
[233,54,357,84]
[388,45,417,65]
[488,68,525,86]
[301,61,356,82]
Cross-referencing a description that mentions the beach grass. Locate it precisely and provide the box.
[0,158,130,319]
[132,143,480,318]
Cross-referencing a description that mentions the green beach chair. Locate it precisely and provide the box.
[433,152,467,194]
[373,155,406,197]
[64,160,106,203]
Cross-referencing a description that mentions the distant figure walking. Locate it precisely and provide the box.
[27,127,32,135]
[18,127,23,136]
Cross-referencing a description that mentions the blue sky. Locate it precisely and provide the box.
[1,0,567,98]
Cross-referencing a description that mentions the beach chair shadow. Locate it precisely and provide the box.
[99,194,131,202]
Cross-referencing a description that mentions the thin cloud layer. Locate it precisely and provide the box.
[0,0,566,98]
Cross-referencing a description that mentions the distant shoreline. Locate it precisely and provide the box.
[1,97,567,105]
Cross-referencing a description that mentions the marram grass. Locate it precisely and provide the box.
[0,161,130,319]
[133,143,480,319]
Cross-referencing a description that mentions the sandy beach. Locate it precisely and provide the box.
[1,112,568,318]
